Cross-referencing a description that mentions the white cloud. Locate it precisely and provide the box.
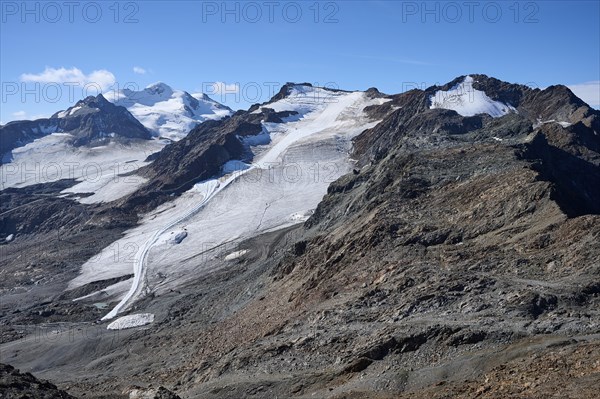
[568,81,600,108]
[20,67,116,91]
[12,110,27,119]
[9,110,48,121]
[133,66,147,75]
[207,81,240,95]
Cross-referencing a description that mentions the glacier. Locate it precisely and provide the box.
[67,85,390,322]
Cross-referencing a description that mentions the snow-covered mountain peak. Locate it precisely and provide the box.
[144,82,174,97]
[105,83,232,141]
[53,94,113,118]
[430,75,516,118]
[79,93,110,106]
[267,82,314,102]
[109,83,177,107]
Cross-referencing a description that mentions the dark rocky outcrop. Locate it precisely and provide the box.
[0,363,76,398]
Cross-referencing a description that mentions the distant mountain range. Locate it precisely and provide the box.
[0,82,232,163]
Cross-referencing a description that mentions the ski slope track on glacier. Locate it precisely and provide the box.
[93,86,389,321]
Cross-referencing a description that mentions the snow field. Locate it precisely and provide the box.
[0,133,165,203]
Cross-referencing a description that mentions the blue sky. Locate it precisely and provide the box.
[1,0,599,123]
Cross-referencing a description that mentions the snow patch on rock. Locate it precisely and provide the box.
[106,313,154,330]
[224,250,248,261]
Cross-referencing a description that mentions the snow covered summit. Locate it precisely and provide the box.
[430,75,516,118]
[106,82,232,141]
